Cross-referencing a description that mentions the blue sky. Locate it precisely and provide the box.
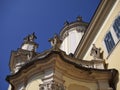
[0,0,100,89]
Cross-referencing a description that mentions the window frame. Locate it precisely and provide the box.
[104,31,115,54]
[103,14,120,58]
[113,15,120,39]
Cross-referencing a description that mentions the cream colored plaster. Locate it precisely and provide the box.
[26,78,43,90]
[68,84,90,90]
[106,42,120,90]
[8,85,11,90]
[83,1,120,89]
[63,76,97,90]
[26,74,43,90]
[26,80,42,90]
[83,0,120,60]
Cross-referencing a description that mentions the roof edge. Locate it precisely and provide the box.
[74,0,117,59]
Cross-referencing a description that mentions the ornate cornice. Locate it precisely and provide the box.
[6,48,118,90]
[60,20,88,40]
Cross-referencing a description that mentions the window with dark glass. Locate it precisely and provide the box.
[104,32,115,53]
[113,16,120,39]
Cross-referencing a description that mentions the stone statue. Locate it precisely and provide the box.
[24,32,37,42]
[90,44,103,60]
[49,34,62,48]
[23,35,29,42]
[76,16,82,21]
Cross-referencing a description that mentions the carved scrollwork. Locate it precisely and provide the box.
[76,26,85,32]
[39,81,65,90]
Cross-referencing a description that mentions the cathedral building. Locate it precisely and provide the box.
[6,0,120,90]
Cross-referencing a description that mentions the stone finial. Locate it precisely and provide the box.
[76,16,82,21]
[64,20,69,26]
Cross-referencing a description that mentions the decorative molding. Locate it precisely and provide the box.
[76,26,86,33]
[74,0,117,59]
[39,80,65,90]
[60,21,88,40]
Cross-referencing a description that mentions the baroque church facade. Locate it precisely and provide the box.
[6,0,120,90]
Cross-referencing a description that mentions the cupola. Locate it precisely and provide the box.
[60,16,88,55]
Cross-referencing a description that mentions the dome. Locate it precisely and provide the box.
[60,16,88,40]
[60,16,88,55]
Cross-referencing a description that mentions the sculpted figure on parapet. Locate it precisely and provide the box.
[49,34,62,49]
[24,32,37,42]
[90,44,103,60]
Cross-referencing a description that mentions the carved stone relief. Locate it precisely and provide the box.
[90,44,103,60]
[49,34,62,49]
[39,80,65,90]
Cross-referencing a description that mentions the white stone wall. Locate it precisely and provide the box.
[60,27,84,55]
[21,44,34,51]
